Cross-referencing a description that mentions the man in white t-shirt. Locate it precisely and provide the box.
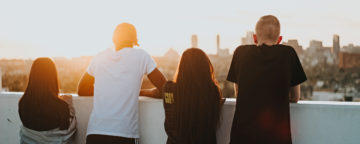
[77,23,167,144]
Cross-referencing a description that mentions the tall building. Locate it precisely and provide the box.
[0,68,2,92]
[216,34,230,57]
[332,35,340,56]
[216,34,220,50]
[283,39,303,54]
[191,34,198,48]
[241,31,255,45]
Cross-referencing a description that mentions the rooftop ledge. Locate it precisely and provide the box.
[1,92,360,144]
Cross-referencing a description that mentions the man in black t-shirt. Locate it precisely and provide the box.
[227,15,307,144]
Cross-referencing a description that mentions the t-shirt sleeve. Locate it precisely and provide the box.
[143,51,157,75]
[86,57,96,76]
[227,48,240,83]
[290,47,307,86]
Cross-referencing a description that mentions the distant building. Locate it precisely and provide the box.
[216,34,230,57]
[332,35,340,57]
[241,31,255,45]
[0,68,2,92]
[153,48,180,80]
[339,52,360,69]
[309,40,323,49]
[307,40,323,54]
[304,40,337,66]
[163,48,180,60]
[191,34,198,48]
[283,39,303,54]
[342,44,360,53]
[322,47,336,64]
[217,34,220,50]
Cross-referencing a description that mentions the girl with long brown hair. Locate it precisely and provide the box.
[162,48,223,144]
[18,57,76,144]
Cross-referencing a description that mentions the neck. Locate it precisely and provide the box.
[257,41,277,46]
[114,44,133,51]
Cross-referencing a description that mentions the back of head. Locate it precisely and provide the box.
[175,48,216,85]
[255,15,281,44]
[174,48,222,143]
[113,23,139,48]
[20,57,61,112]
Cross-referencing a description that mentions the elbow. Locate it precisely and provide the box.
[289,99,299,103]
[77,90,86,96]
[289,95,300,103]
[77,88,93,96]
[77,91,85,96]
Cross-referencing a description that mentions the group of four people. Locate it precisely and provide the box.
[18,15,306,144]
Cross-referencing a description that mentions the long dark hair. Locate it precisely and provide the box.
[174,48,222,143]
[19,57,64,114]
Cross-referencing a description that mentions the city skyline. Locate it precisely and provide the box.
[0,0,360,58]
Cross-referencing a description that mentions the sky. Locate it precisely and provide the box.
[0,0,359,58]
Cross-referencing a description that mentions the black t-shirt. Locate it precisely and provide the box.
[162,81,177,144]
[162,81,218,144]
[227,44,307,144]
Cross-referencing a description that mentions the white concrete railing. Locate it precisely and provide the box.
[1,92,360,144]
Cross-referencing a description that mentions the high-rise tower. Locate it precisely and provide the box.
[0,68,2,92]
[332,34,340,57]
[217,34,220,51]
[191,35,198,48]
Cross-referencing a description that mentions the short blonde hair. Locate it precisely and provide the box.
[255,15,281,42]
[113,23,139,47]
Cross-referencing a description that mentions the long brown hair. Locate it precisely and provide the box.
[19,57,63,114]
[174,48,222,143]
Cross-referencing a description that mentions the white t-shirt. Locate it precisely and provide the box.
[86,47,156,138]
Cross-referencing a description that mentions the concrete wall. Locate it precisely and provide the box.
[1,92,360,144]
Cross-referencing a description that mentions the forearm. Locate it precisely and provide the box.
[140,88,161,98]
[78,87,93,96]
[77,80,94,96]
[148,68,167,90]
[289,85,301,103]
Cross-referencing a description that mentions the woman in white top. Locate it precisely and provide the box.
[77,23,167,144]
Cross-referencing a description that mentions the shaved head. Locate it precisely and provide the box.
[255,15,281,43]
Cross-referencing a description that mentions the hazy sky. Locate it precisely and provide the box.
[0,0,359,58]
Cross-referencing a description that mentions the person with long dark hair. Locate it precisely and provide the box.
[162,48,223,144]
[18,57,76,144]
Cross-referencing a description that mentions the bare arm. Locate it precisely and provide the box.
[77,72,94,96]
[140,68,167,98]
[289,84,301,103]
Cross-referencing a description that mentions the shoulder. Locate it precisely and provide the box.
[278,44,296,53]
[234,45,254,52]
[91,48,112,62]
[98,48,112,57]
[233,45,256,56]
